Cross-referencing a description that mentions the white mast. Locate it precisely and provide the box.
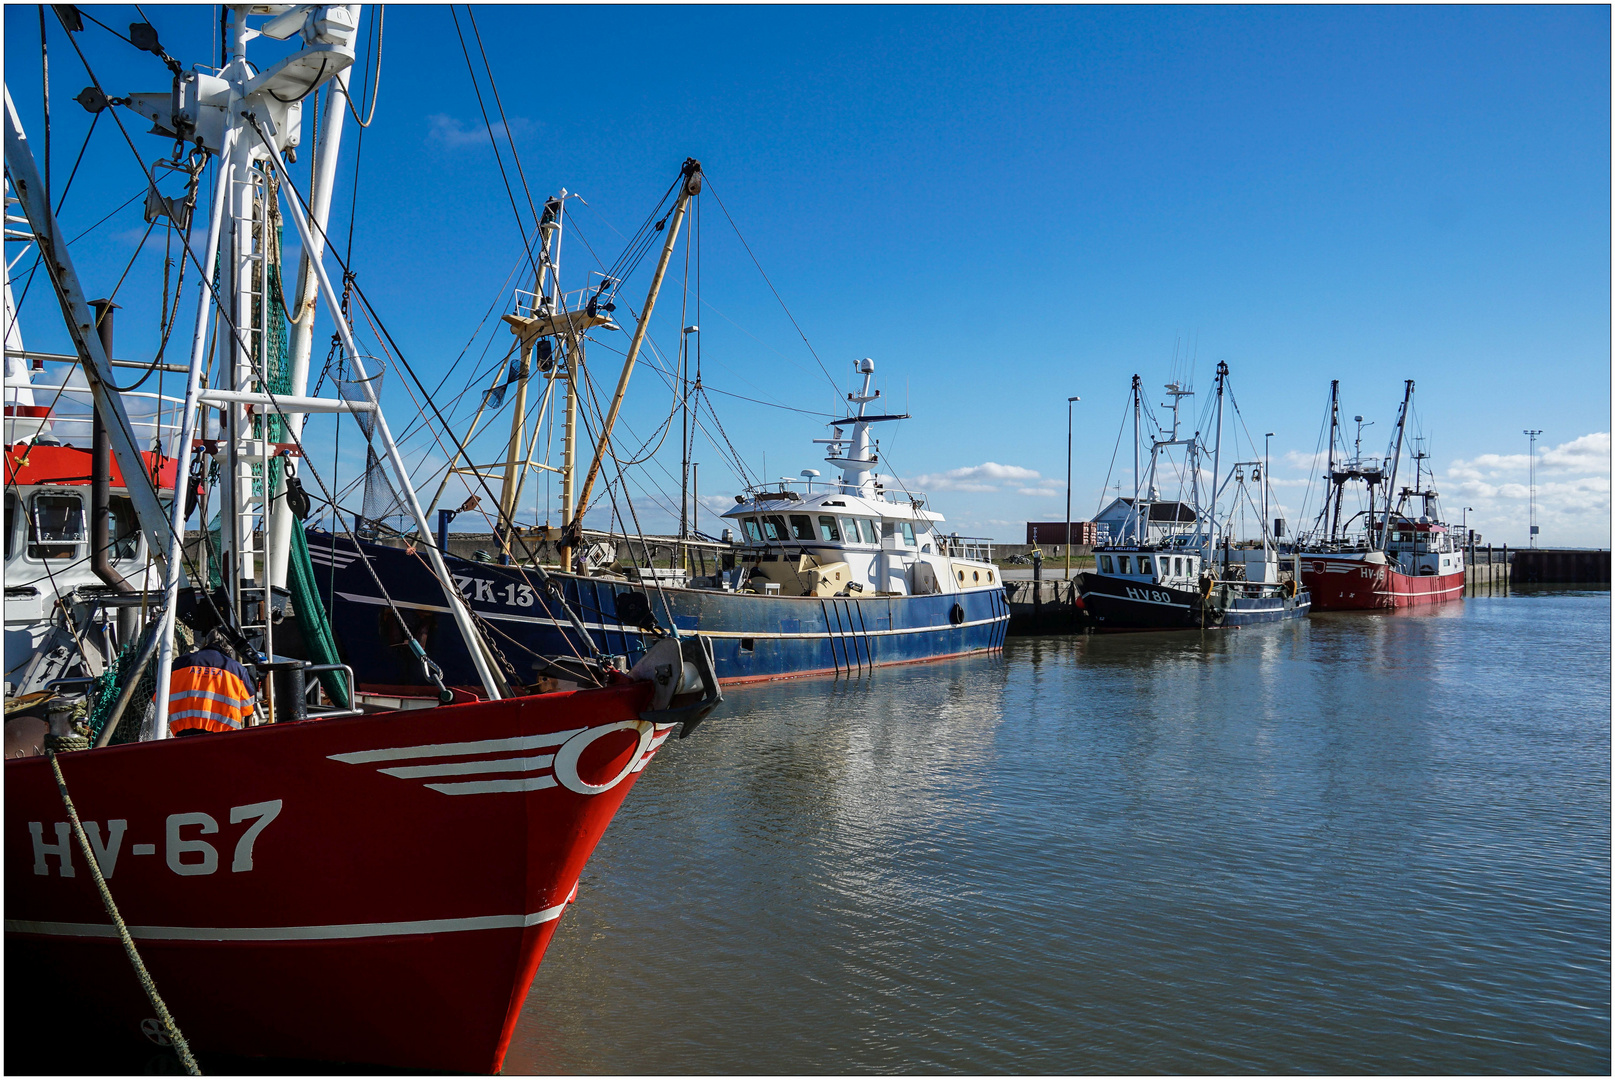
[269,28,356,589]
[1208,361,1227,560]
[1130,374,1141,544]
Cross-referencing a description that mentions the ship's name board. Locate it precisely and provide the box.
[27,800,282,879]
[1124,586,1174,604]
[453,575,537,608]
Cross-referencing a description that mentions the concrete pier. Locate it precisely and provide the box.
[1005,579,1084,634]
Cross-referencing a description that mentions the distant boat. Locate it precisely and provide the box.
[1297,380,1465,610]
[1078,362,1310,631]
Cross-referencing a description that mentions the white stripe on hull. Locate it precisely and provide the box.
[5,901,572,942]
[333,589,1006,639]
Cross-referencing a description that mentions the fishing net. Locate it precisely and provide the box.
[335,362,405,529]
[84,620,192,745]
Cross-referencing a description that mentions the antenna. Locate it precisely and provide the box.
[1525,429,1543,547]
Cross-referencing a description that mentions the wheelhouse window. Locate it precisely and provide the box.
[860,519,879,545]
[900,521,916,546]
[1138,556,1152,575]
[1118,556,1131,574]
[29,492,85,560]
[108,496,139,560]
[839,517,862,544]
[742,517,763,543]
[817,516,841,542]
[789,515,814,541]
[1100,555,1114,573]
[761,515,788,542]
[1174,557,1183,577]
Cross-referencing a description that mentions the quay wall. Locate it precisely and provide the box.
[1509,548,1610,586]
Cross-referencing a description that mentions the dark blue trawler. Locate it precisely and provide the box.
[1077,364,1310,632]
[311,360,1008,690]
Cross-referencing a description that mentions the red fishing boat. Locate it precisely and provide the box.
[6,663,711,1073]
[1299,379,1465,610]
[4,8,721,1072]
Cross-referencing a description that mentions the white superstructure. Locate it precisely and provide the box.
[721,359,1000,598]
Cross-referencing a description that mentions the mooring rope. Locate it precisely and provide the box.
[45,749,202,1075]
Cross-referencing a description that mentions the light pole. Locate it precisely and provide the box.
[1263,432,1274,550]
[1066,395,1081,579]
[1524,429,1542,547]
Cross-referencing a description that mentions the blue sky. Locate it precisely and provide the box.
[6,4,1609,545]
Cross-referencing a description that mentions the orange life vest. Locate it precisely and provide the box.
[163,648,258,735]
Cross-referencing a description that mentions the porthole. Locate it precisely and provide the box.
[972,570,980,582]
[957,570,965,581]
[988,571,994,583]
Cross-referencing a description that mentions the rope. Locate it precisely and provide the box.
[45,750,202,1075]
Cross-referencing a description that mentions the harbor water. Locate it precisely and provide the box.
[510,592,1610,1074]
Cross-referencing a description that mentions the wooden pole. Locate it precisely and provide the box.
[574,159,702,529]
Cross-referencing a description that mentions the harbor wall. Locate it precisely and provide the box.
[1508,548,1610,586]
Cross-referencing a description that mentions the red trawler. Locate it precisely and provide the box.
[4,9,721,1073]
[1299,379,1466,611]
[7,674,701,1073]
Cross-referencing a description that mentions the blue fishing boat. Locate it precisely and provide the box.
[309,358,1008,688]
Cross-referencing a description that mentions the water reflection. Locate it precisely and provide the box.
[512,595,1610,1074]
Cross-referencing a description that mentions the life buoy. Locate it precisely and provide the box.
[949,602,965,626]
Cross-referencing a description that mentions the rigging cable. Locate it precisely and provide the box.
[344,4,384,127]
[449,5,538,282]
[465,7,541,236]
[703,176,841,401]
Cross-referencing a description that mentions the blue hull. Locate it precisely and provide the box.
[305,530,1010,689]
[1220,593,1311,626]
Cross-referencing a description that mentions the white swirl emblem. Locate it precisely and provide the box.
[552,720,654,795]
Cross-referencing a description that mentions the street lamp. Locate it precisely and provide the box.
[1524,429,1543,547]
[1462,505,1473,536]
[1263,432,1274,550]
[1066,395,1081,579]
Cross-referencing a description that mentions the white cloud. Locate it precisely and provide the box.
[1439,431,1610,547]
[1448,432,1610,479]
[913,461,1042,493]
[427,113,538,148]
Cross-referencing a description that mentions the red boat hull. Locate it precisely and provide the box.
[1301,557,1464,610]
[5,679,669,1073]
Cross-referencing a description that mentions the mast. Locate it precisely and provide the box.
[1324,380,1342,542]
[497,195,563,563]
[496,338,532,561]
[558,335,579,567]
[1379,379,1413,551]
[573,158,701,530]
[269,42,356,588]
[1208,361,1228,558]
[1130,374,1141,544]
[256,126,509,698]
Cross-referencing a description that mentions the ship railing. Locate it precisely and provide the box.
[6,382,189,455]
[512,276,615,320]
[939,534,994,562]
[875,488,931,509]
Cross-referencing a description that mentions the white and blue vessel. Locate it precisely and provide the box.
[312,358,1008,688]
